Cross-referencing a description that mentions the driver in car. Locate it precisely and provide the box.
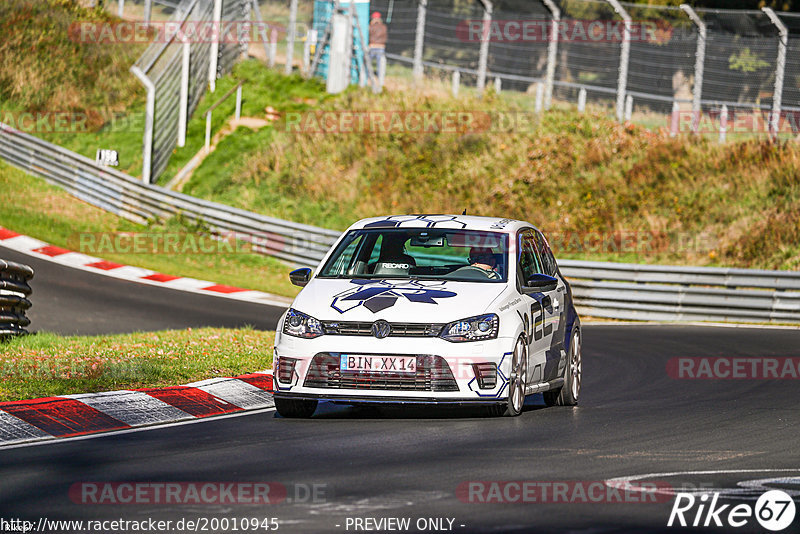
[467,247,501,280]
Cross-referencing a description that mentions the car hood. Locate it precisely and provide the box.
[291,278,509,323]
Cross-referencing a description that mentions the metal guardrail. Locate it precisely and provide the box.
[0,260,34,339]
[559,260,800,324]
[1,125,799,324]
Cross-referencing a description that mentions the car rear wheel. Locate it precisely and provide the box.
[488,336,528,417]
[275,397,318,418]
[544,329,581,407]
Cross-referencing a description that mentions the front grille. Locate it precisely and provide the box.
[304,353,459,392]
[320,321,444,338]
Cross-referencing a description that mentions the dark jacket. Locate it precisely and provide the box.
[370,19,387,47]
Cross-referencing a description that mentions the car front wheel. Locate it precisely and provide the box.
[488,336,528,417]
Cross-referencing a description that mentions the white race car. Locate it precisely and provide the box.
[272,215,582,417]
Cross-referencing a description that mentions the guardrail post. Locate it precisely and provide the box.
[670,101,680,137]
[494,77,501,94]
[719,104,728,143]
[680,4,706,135]
[269,28,278,67]
[535,82,544,113]
[452,70,460,97]
[541,0,560,110]
[763,7,788,140]
[578,88,587,113]
[205,112,212,151]
[377,55,387,92]
[605,0,631,123]
[118,0,124,18]
[286,0,298,74]
[209,0,223,92]
[413,0,428,81]
[235,84,242,120]
[476,0,493,93]
[130,66,155,184]
[625,94,633,121]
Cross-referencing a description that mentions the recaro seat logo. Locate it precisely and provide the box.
[668,490,796,531]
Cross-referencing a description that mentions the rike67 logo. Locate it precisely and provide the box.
[668,490,796,531]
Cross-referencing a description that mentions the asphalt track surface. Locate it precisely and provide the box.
[2,245,800,533]
[0,245,285,334]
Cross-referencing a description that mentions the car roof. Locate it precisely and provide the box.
[347,214,537,234]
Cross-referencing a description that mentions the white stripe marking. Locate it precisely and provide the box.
[0,411,52,443]
[61,390,192,427]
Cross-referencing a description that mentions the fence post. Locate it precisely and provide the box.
[178,39,190,147]
[578,88,587,113]
[719,104,728,144]
[130,66,154,184]
[680,4,706,135]
[670,101,680,137]
[209,0,223,92]
[205,112,212,150]
[285,0,298,74]
[452,70,460,97]
[763,7,788,140]
[118,0,124,18]
[413,0,428,80]
[541,0,560,110]
[476,0,493,93]
[143,0,152,24]
[302,34,311,75]
[605,0,631,122]
[494,77,501,93]
[251,0,272,68]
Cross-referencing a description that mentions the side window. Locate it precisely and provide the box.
[324,234,365,275]
[534,231,557,276]
[518,231,543,283]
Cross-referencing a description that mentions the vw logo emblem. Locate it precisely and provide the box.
[371,320,391,339]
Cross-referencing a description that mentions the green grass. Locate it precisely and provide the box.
[0,161,300,298]
[0,328,274,402]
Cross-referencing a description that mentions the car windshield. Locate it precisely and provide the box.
[318,229,509,283]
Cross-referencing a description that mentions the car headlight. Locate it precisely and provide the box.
[440,313,499,342]
[283,308,324,339]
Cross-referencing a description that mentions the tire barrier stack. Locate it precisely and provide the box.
[0,260,34,340]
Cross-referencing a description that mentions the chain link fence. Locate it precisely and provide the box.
[358,0,799,134]
[130,0,249,184]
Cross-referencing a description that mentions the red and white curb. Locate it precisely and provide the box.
[0,372,274,447]
[0,227,293,308]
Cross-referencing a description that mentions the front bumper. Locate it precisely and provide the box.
[273,335,516,404]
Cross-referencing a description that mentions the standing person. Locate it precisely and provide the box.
[369,11,387,86]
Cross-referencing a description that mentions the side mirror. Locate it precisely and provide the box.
[289,267,312,287]
[525,273,558,292]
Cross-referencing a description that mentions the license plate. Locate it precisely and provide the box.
[340,354,416,374]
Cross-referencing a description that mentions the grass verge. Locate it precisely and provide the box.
[0,161,300,298]
[0,327,275,402]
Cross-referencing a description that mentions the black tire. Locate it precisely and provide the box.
[544,329,581,407]
[487,336,528,417]
[275,397,318,418]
